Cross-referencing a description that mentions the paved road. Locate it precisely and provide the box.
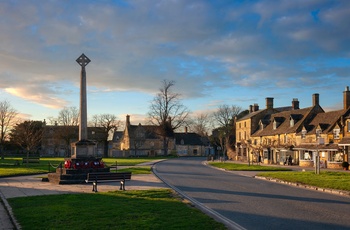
[154,157,350,230]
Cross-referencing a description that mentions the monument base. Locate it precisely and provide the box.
[71,139,97,159]
[47,140,108,184]
[47,157,110,184]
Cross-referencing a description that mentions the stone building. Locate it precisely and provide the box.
[235,87,350,169]
[109,115,209,157]
[41,125,107,157]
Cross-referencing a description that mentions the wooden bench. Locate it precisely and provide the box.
[85,172,132,192]
[22,157,40,164]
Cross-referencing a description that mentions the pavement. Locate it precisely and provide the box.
[1,160,349,229]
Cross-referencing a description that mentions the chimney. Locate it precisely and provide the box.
[312,93,319,106]
[253,103,259,112]
[344,86,350,109]
[185,127,188,134]
[266,97,274,109]
[292,98,299,110]
[126,115,130,127]
[249,105,253,113]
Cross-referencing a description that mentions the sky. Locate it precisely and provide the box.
[1,0,350,126]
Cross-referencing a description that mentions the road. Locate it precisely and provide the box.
[154,157,350,230]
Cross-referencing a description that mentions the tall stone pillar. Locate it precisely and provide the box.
[76,54,90,140]
[71,53,96,159]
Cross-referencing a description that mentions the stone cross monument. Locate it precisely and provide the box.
[71,53,96,159]
[76,53,90,141]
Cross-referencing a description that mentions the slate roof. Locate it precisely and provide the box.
[252,107,314,137]
[174,132,208,145]
[237,106,293,121]
[303,109,346,135]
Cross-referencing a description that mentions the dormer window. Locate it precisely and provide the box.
[290,118,294,127]
[259,120,264,130]
[301,129,307,139]
[316,128,322,138]
[333,128,340,140]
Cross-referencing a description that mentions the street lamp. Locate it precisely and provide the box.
[247,139,252,166]
[315,137,324,175]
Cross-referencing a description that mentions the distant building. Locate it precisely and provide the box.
[109,115,209,157]
[41,125,107,157]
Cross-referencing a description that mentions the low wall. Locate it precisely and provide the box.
[327,162,342,169]
[299,160,314,167]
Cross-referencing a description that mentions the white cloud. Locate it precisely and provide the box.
[0,0,349,117]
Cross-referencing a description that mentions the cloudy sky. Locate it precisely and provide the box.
[1,0,350,125]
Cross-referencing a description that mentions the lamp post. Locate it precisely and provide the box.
[247,139,251,166]
[315,137,324,175]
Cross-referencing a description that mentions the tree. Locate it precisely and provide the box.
[211,105,242,159]
[10,120,44,162]
[48,106,79,156]
[148,80,190,155]
[189,113,211,137]
[0,100,18,159]
[58,106,79,126]
[90,114,121,157]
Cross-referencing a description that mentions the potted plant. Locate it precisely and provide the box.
[342,161,349,170]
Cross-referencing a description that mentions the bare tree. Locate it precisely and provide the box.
[10,120,44,163]
[211,105,242,158]
[148,79,190,155]
[58,106,79,126]
[90,114,121,157]
[189,113,211,137]
[48,106,79,156]
[0,100,18,159]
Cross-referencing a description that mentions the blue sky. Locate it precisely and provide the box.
[0,0,350,125]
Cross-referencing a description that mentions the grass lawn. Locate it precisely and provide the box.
[209,162,292,171]
[257,171,350,191]
[0,157,164,177]
[8,189,226,230]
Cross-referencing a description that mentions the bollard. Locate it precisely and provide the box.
[92,178,98,192]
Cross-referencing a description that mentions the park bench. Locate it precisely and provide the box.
[22,157,40,164]
[85,172,132,192]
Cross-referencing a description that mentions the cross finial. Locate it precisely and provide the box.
[76,53,91,67]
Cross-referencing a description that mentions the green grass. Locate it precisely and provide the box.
[8,189,226,230]
[0,157,164,177]
[110,166,152,174]
[257,171,350,191]
[209,162,292,171]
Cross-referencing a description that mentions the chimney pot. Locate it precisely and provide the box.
[292,98,299,110]
[344,86,350,109]
[312,94,319,106]
[266,97,274,109]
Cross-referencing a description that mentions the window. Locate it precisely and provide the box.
[333,128,340,140]
[301,129,306,139]
[348,121,350,132]
[290,118,294,127]
[316,128,322,138]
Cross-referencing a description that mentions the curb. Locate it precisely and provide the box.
[254,176,350,197]
[204,161,350,198]
[0,190,21,230]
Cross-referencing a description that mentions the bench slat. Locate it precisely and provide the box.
[86,172,132,183]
